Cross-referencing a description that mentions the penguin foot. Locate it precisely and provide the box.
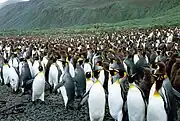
[66,104,74,110]
[32,101,35,105]
[40,101,46,105]
[6,83,10,87]
[54,90,58,95]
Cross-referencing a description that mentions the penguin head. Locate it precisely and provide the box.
[153,62,167,90]
[38,65,43,72]
[85,72,91,79]
[4,59,8,64]
[77,58,84,66]
[93,66,103,79]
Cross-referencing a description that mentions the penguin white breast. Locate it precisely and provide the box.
[49,64,59,88]
[133,54,139,65]
[108,82,123,120]
[9,67,19,91]
[149,83,156,102]
[3,65,10,84]
[147,95,167,121]
[33,74,45,96]
[86,78,94,93]
[68,62,75,78]
[84,63,92,74]
[98,70,105,85]
[127,86,145,121]
[12,58,19,68]
[27,60,33,76]
[42,57,48,67]
[88,82,106,120]
[19,62,23,75]
[32,61,40,77]
[56,61,64,72]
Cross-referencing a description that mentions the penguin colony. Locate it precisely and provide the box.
[0,27,180,121]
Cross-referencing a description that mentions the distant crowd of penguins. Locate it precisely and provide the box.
[0,27,180,121]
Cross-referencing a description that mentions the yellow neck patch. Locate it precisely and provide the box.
[87,78,91,82]
[124,72,127,77]
[129,83,135,89]
[95,80,101,84]
[39,72,44,76]
[3,64,8,67]
[153,90,161,98]
[115,79,119,84]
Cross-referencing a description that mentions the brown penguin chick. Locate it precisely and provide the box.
[139,67,154,100]
[170,58,180,84]
[166,53,178,79]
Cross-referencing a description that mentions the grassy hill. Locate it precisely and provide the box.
[0,0,180,30]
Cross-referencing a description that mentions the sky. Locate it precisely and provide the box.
[0,0,29,4]
[0,0,29,8]
[0,0,8,3]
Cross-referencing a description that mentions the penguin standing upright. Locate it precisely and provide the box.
[147,62,168,121]
[20,59,33,94]
[84,59,93,93]
[54,62,75,109]
[9,65,19,92]
[32,56,40,77]
[124,57,146,121]
[88,66,105,121]
[32,66,45,102]
[48,56,60,90]
[108,61,125,121]
[74,58,86,98]
[2,59,10,85]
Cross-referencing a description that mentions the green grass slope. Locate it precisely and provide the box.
[0,0,180,30]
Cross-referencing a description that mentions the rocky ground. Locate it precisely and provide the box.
[0,85,180,121]
[0,85,113,121]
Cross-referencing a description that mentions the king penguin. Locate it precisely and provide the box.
[53,62,75,109]
[2,59,10,85]
[84,59,93,93]
[147,62,168,121]
[108,61,125,121]
[124,57,146,121]
[32,66,45,102]
[88,65,105,121]
[74,58,86,98]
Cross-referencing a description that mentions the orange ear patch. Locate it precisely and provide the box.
[164,75,167,80]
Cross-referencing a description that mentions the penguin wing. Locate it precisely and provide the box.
[172,87,180,100]
[22,79,34,88]
[53,79,65,92]
[136,85,148,116]
[78,83,94,109]
[54,62,62,83]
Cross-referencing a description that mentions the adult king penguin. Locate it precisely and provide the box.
[148,62,177,121]
[32,66,45,103]
[74,57,86,98]
[2,59,10,86]
[108,61,127,121]
[147,62,168,121]
[83,59,93,93]
[88,65,105,121]
[124,55,147,121]
[53,60,75,109]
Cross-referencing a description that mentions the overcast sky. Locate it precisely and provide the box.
[0,0,29,8]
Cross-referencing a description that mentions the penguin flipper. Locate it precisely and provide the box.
[53,80,65,92]
[22,79,34,88]
[172,87,180,100]
[78,91,89,110]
